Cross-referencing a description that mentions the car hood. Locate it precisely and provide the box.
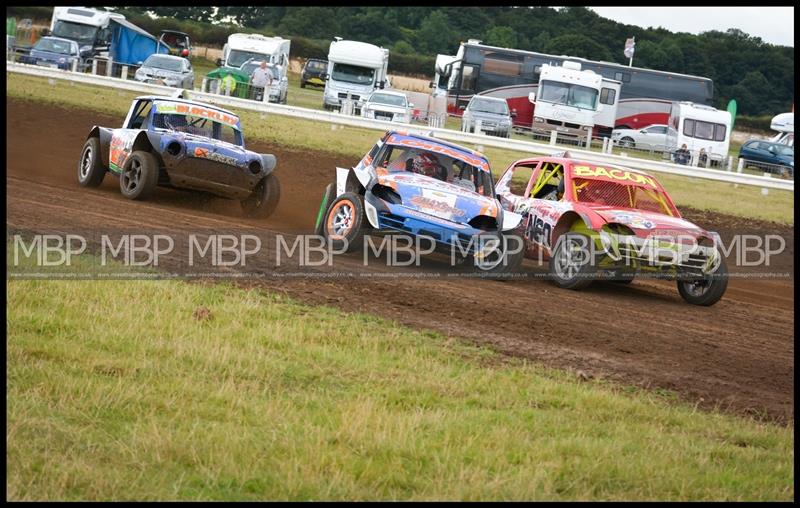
[160,132,255,166]
[585,205,708,238]
[365,103,408,114]
[29,49,72,61]
[465,111,510,122]
[376,172,498,223]
[139,66,186,78]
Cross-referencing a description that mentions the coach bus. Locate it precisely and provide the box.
[435,40,714,135]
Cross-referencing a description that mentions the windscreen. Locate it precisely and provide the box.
[52,20,97,45]
[370,93,406,107]
[34,38,75,55]
[572,178,678,216]
[307,60,326,70]
[471,98,508,115]
[539,80,599,110]
[152,103,242,146]
[144,55,183,72]
[228,49,269,68]
[331,63,374,85]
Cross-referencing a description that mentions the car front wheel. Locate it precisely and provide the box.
[321,192,366,253]
[77,137,107,187]
[677,255,729,306]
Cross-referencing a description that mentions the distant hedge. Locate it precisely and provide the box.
[735,115,774,132]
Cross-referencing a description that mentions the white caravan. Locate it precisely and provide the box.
[219,34,291,81]
[769,112,794,147]
[666,101,732,161]
[323,38,389,112]
[528,61,620,141]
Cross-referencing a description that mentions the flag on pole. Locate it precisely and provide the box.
[624,37,635,59]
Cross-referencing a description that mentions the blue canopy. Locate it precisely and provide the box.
[109,18,168,65]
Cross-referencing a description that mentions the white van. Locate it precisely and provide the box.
[323,38,389,112]
[666,102,731,164]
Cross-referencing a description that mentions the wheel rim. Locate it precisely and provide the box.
[122,157,141,193]
[554,238,585,280]
[682,278,711,297]
[80,145,93,179]
[327,200,354,238]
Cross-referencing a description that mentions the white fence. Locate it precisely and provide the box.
[6,60,793,192]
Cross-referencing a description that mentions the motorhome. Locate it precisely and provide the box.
[769,112,794,147]
[528,61,620,141]
[218,33,291,81]
[48,6,125,58]
[666,102,731,163]
[323,38,389,112]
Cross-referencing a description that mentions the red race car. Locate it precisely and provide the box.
[495,152,728,305]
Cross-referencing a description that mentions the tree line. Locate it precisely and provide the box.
[9,6,793,116]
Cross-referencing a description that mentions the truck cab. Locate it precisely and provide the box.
[48,6,125,59]
[322,38,389,113]
[218,33,291,83]
[528,61,619,142]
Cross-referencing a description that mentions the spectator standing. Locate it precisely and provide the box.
[250,61,272,101]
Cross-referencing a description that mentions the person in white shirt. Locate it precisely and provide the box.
[249,61,272,101]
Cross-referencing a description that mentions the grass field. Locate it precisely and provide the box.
[6,247,794,501]
[6,72,794,224]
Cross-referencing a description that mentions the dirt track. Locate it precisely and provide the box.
[6,99,795,423]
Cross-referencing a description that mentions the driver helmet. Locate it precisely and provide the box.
[409,152,442,179]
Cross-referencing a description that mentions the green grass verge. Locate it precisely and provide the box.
[7,72,793,224]
[6,248,794,500]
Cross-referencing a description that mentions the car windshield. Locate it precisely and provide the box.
[144,55,183,72]
[34,38,75,55]
[240,61,279,79]
[772,144,794,156]
[375,145,494,197]
[228,49,270,68]
[572,178,678,216]
[369,93,406,107]
[539,80,599,110]
[52,20,97,45]
[331,63,374,85]
[307,60,326,70]
[153,113,243,146]
[470,98,508,115]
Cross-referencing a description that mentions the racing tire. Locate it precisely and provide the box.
[677,255,729,306]
[549,232,598,290]
[619,137,635,148]
[242,173,281,219]
[321,192,366,253]
[77,137,107,188]
[119,150,159,200]
[314,183,338,236]
[471,232,526,278]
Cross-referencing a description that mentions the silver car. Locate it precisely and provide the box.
[361,90,412,123]
[460,95,513,138]
[134,54,194,89]
[611,124,676,152]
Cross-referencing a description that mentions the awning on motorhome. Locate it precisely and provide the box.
[109,18,168,65]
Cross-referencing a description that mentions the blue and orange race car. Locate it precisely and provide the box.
[77,94,280,218]
[316,130,525,273]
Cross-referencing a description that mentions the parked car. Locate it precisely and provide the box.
[300,58,328,88]
[460,95,513,138]
[19,36,85,71]
[494,153,729,305]
[238,60,288,104]
[315,130,525,274]
[611,124,675,151]
[738,139,794,177]
[360,90,412,123]
[134,54,194,89]
[77,95,281,218]
[159,30,192,57]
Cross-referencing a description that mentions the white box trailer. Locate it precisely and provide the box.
[769,112,794,146]
[49,6,125,57]
[666,101,732,161]
[323,38,389,112]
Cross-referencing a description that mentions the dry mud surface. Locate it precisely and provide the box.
[6,99,794,423]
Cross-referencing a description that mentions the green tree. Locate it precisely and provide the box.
[729,71,771,115]
[484,26,517,49]
[415,10,457,55]
[544,34,613,61]
[277,7,339,40]
[393,40,414,54]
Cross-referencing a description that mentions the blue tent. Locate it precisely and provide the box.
[109,18,168,65]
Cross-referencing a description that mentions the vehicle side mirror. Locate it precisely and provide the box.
[511,109,517,118]
[428,81,434,88]
[215,58,223,67]
[528,92,536,102]
[180,49,189,57]
[41,28,51,37]
[458,105,465,111]
[324,74,329,80]
[409,103,415,109]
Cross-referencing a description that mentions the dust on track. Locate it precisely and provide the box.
[6,98,795,423]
